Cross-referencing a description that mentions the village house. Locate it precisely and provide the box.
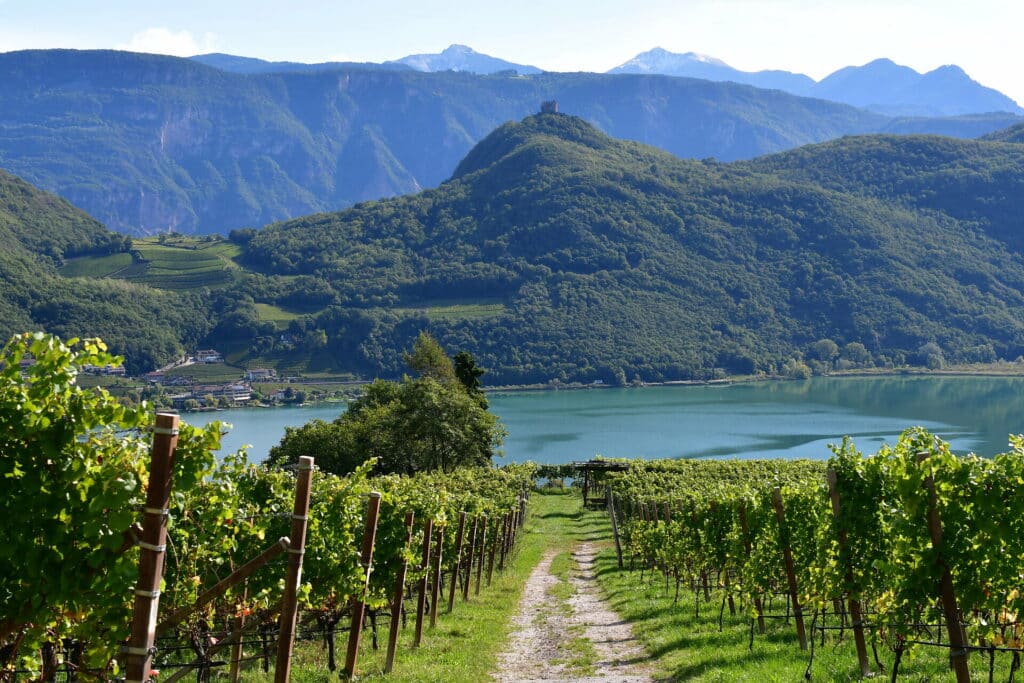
[195,349,223,363]
[245,368,276,381]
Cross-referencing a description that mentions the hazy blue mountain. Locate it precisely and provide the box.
[190,52,411,74]
[609,47,815,94]
[612,50,1022,117]
[388,44,542,75]
[814,58,1022,117]
[0,49,1018,236]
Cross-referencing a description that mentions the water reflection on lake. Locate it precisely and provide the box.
[189,375,1024,465]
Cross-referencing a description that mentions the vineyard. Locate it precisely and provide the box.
[9,330,1024,682]
[0,333,533,681]
[599,432,1024,681]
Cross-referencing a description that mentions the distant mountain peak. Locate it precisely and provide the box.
[389,44,542,75]
[610,47,814,94]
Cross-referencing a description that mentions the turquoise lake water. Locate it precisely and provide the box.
[188,375,1024,464]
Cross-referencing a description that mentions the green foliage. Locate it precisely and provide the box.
[268,339,505,476]
[0,332,220,676]
[607,428,1024,659]
[404,331,456,382]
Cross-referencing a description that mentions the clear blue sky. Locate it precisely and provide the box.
[2,0,1021,104]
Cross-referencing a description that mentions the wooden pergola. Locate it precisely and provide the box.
[570,460,630,507]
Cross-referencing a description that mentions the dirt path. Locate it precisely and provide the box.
[493,541,653,683]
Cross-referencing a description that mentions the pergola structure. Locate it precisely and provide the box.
[570,460,630,507]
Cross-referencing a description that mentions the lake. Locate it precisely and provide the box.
[187,375,1024,465]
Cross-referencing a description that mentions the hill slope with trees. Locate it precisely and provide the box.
[234,113,1024,383]
[0,169,208,372]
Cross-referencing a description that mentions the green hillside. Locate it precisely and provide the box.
[232,113,1024,383]
[981,121,1024,144]
[0,169,209,373]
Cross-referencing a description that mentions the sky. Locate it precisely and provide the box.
[1,0,1022,104]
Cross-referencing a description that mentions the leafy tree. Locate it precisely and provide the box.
[403,331,456,382]
[810,339,840,364]
[841,342,872,366]
[454,350,488,406]
[269,336,505,475]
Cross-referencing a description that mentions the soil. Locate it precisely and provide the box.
[493,541,653,683]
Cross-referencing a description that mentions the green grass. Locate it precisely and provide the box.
[233,490,587,683]
[122,237,242,290]
[254,303,305,327]
[390,299,507,321]
[57,237,243,290]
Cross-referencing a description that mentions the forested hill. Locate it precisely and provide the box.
[238,113,1024,383]
[0,49,1020,236]
[0,169,208,373]
[981,121,1024,144]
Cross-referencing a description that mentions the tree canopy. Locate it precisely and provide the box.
[267,337,505,475]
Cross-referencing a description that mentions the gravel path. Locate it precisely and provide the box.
[493,542,653,683]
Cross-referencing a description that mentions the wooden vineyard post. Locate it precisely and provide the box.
[343,491,382,680]
[608,489,623,569]
[771,488,807,650]
[826,468,871,677]
[274,456,314,683]
[486,516,498,586]
[229,583,248,683]
[738,504,765,633]
[519,493,527,527]
[384,511,415,673]
[413,519,433,647]
[463,515,479,601]
[429,526,444,628]
[124,413,179,683]
[447,512,467,613]
[498,513,510,571]
[475,515,487,595]
[917,451,971,683]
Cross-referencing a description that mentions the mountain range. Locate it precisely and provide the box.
[610,49,1022,117]
[0,49,1019,236]
[195,45,1023,118]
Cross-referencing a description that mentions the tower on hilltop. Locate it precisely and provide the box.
[540,100,558,114]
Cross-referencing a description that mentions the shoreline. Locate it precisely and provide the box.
[170,361,1024,414]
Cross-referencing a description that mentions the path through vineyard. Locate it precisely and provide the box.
[494,541,653,683]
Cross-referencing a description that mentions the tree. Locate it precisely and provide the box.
[454,350,488,407]
[810,339,840,364]
[841,342,872,366]
[269,336,505,475]
[404,331,456,382]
